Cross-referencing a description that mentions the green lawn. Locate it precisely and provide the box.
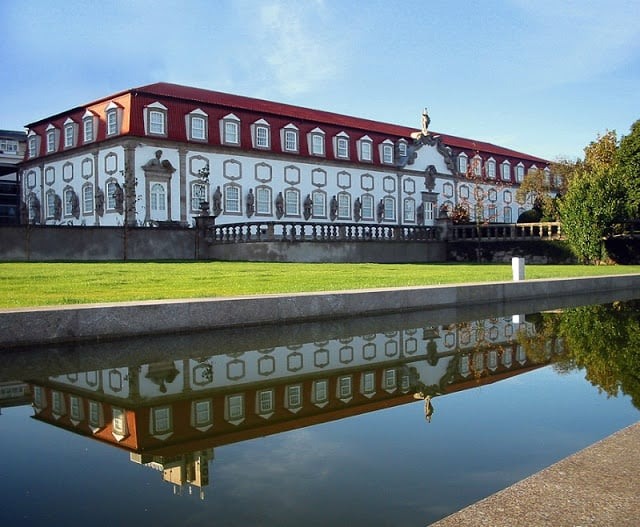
[2,261,640,309]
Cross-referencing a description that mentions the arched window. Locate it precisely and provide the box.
[361,194,374,221]
[150,183,166,213]
[383,196,395,221]
[191,182,208,212]
[337,192,351,219]
[312,190,326,218]
[256,186,272,215]
[82,183,94,215]
[224,184,241,213]
[285,188,300,216]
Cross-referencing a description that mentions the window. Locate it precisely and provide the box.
[224,185,241,213]
[150,183,166,213]
[226,394,244,422]
[106,110,118,135]
[83,184,94,214]
[312,380,329,405]
[152,407,172,434]
[312,190,326,218]
[397,140,408,158]
[187,108,208,141]
[46,128,56,153]
[282,125,299,153]
[310,129,325,156]
[361,194,374,221]
[472,155,482,177]
[486,158,496,179]
[383,369,397,391]
[256,125,269,148]
[383,196,395,221]
[52,391,66,416]
[64,121,75,148]
[256,186,271,215]
[338,192,350,219]
[106,180,117,210]
[88,401,104,429]
[362,372,376,395]
[46,191,56,219]
[516,163,525,182]
[64,188,75,216]
[403,198,415,222]
[70,396,83,421]
[83,111,96,143]
[191,116,206,140]
[358,136,373,161]
[285,385,302,411]
[28,135,38,158]
[285,188,299,216]
[221,114,240,145]
[257,389,274,415]
[191,182,208,211]
[382,143,394,164]
[337,375,352,399]
[425,201,434,222]
[504,206,513,223]
[112,407,128,437]
[192,400,212,427]
[501,161,511,181]
[335,133,349,159]
[0,139,18,153]
[458,153,468,174]
[149,110,165,135]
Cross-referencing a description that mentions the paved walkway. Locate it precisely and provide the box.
[429,421,640,526]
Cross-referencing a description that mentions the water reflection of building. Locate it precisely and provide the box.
[27,314,565,498]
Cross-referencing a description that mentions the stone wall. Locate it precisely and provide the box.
[448,240,576,264]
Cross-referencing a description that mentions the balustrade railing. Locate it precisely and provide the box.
[450,222,562,241]
[207,221,440,243]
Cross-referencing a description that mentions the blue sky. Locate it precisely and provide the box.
[1,0,638,161]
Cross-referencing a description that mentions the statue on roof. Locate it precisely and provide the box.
[411,107,431,141]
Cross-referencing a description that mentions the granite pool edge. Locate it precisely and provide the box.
[2,274,640,348]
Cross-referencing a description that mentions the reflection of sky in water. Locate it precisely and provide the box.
[2,307,640,527]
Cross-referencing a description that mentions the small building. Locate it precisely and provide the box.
[19,83,553,229]
[0,129,26,224]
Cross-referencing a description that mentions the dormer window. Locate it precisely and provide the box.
[83,110,97,143]
[145,102,168,136]
[458,153,468,174]
[397,140,408,158]
[187,108,208,141]
[334,132,349,159]
[221,113,240,146]
[516,163,525,182]
[380,140,394,164]
[63,118,76,149]
[486,158,496,179]
[45,124,58,153]
[252,119,270,149]
[501,161,511,181]
[105,101,122,137]
[27,132,38,158]
[282,124,299,153]
[358,135,373,162]
[308,127,325,156]
[472,155,482,177]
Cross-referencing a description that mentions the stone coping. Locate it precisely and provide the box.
[2,274,640,348]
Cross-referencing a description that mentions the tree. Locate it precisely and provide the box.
[515,168,559,221]
[559,164,626,263]
[617,119,640,217]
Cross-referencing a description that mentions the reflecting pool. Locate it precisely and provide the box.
[1,293,639,526]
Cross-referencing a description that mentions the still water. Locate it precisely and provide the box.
[1,293,639,526]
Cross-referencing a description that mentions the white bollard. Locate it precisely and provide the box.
[512,257,525,281]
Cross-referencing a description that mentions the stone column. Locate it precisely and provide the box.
[178,147,188,225]
[123,140,137,226]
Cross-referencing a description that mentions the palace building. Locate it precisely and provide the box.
[19,82,552,228]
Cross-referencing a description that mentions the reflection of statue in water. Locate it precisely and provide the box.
[145,361,180,393]
[246,188,255,217]
[212,186,222,216]
[303,194,312,220]
[330,195,338,221]
[275,192,284,219]
[413,387,435,423]
[353,197,362,222]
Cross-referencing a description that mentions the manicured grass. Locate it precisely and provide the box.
[2,261,640,309]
